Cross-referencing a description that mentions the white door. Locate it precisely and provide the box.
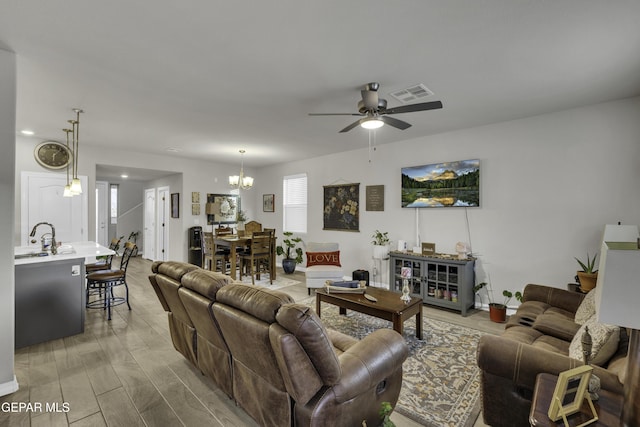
[143,188,156,260]
[157,187,170,261]
[21,172,88,246]
[95,181,109,247]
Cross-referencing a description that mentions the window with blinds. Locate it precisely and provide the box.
[283,173,307,233]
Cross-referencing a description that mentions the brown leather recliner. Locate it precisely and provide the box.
[149,261,409,427]
[149,261,200,365]
[178,268,235,398]
[272,304,408,427]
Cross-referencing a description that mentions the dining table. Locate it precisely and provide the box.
[213,235,277,281]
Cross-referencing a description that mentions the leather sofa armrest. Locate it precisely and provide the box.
[522,284,586,314]
[477,335,623,394]
[332,329,408,403]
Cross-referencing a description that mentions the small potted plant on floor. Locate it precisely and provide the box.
[474,282,522,323]
[371,230,390,260]
[276,231,303,274]
[575,252,598,292]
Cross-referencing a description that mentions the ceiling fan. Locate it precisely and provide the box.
[308,82,443,133]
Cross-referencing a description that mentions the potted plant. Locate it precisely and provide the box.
[371,230,390,260]
[575,252,598,292]
[276,231,303,274]
[236,209,248,231]
[474,282,523,323]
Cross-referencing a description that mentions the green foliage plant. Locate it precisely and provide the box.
[575,252,598,274]
[474,282,522,308]
[371,230,390,246]
[276,231,303,264]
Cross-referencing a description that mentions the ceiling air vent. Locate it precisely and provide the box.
[390,84,434,104]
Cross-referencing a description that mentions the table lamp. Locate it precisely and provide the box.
[594,240,640,427]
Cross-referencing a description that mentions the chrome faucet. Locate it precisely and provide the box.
[29,222,57,255]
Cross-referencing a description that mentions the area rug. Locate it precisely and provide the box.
[303,299,486,427]
[238,274,300,290]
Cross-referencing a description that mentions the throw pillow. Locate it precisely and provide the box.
[574,290,596,325]
[306,250,341,267]
[569,316,620,366]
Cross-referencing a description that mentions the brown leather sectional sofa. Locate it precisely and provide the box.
[148,261,409,427]
[477,284,628,427]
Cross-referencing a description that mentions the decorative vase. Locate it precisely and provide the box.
[282,258,297,274]
[401,279,411,303]
[576,271,598,292]
[489,303,507,323]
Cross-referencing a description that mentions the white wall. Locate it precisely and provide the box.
[252,97,640,306]
[0,48,18,396]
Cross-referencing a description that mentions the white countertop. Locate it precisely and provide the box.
[14,241,116,266]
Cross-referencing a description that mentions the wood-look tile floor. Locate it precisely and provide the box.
[2,257,504,427]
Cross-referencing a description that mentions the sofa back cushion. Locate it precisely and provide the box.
[181,269,233,300]
[276,304,342,384]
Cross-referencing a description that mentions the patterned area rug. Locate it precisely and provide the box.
[304,299,486,427]
[238,274,300,290]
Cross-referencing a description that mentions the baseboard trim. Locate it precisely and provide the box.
[0,376,19,397]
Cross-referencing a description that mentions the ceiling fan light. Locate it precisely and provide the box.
[360,118,384,130]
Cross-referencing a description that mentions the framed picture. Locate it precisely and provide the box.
[366,185,384,211]
[547,365,597,424]
[205,194,239,225]
[263,194,275,212]
[191,191,200,203]
[191,203,200,216]
[171,193,180,218]
[323,183,359,232]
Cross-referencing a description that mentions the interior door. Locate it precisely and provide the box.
[143,188,156,260]
[95,181,108,246]
[157,187,170,261]
[21,172,88,245]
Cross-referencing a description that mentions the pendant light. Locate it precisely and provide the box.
[69,109,83,195]
[229,149,254,189]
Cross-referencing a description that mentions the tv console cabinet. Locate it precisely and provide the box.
[389,251,475,316]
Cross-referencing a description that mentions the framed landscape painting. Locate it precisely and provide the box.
[401,159,480,208]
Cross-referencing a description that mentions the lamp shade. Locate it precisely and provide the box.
[595,241,640,329]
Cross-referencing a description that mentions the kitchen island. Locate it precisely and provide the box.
[14,241,115,349]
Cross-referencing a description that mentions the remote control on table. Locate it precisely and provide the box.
[364,293,377,303]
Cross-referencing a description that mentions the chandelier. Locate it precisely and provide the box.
[63,108,83,197]
[228,149,254,189]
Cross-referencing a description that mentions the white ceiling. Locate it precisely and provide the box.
[2,1,640,170]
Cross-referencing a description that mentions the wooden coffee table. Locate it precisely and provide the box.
[315,286,423,339]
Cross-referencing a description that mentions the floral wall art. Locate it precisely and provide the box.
[323,183,359,232]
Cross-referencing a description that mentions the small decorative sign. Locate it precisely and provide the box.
[366,185,385,211]
[422,243,436,256]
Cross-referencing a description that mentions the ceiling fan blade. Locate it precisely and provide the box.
[384,100,443,115]
[361,90,379,111]
[308,113,363,116]
[380,115,412,130]
[339,119,363,133]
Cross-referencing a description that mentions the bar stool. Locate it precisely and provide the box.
[86,242,136,320]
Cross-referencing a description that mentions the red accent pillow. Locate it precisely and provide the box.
[306,251,341,267]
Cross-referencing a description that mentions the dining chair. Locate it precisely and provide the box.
[86,241,136,320]
[85,236,122,274]
[244,221,262,236]
[240,236,272,285]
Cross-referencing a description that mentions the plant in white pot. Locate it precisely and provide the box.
[371,230,390,260]
[474,282,522,323]
[276,231,303,274]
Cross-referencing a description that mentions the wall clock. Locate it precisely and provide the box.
[34,141,73,170]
